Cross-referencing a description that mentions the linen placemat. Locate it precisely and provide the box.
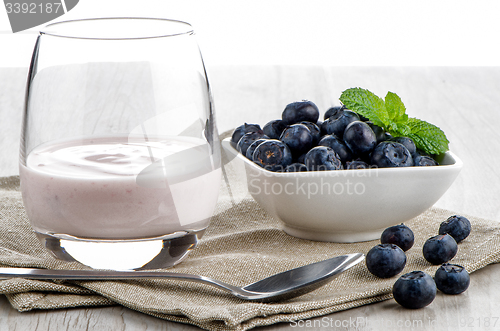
[1,162,500,330]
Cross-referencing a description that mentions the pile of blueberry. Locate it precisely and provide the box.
[231,100,439,172]
[365,215,472,309]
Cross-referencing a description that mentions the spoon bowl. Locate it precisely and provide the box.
[0,253,364,301]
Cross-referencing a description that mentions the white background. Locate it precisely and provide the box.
[1,0,500,67]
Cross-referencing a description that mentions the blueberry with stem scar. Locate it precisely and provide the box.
[282,100,319,124]
[299,121,321,145]
[380,224,414,252]
[370,141,414,168]
[414,155,439,166]
[434,263,470,295]
[245,139,267,160]
[439,215,471,243]
[237,132,268,156]
[324,105,344,120]
[365,244,407,278]
[231,123,262,147]
[318,134,352,164]
[389,136,417,156]
[280,124,314,156]
[263,119,287,140]
[304,146,343,171]
[422,234,458,265]
[393,271,437,309]
[323,109,359,139]
[343,121,377,156]
[252,139,293,172]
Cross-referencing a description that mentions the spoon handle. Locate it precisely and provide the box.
[0,253,364,301]
[0,267,245,297]
[0,267,200,280]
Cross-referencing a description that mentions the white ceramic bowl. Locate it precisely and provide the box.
[222,138,463,243]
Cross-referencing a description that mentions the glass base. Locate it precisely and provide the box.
[36,230,205,270]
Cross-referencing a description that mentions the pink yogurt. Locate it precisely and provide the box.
[20,136,221,239]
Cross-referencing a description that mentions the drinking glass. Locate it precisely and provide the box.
[19,18,221,270]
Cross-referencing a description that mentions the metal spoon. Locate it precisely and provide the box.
[0,253,364,302]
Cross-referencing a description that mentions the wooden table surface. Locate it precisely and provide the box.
[1,65,500,330]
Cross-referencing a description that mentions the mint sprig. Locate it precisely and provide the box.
[339,87,449,155]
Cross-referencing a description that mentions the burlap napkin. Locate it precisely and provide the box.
[1,159,500,330]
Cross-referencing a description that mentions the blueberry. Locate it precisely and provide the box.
[304,146,343,171]
[231,123,262,147]
[422,234,458,265]
[366,122,388,144]
[380,224,414,252]
[320,120,329,136]
[263,119,287,140]
[434,263,470,295]
[285,163,308,172]
[282,100,319,124]
[296,153,307,164]
[245,139,267,160]
[438,215,471,243]
[252,140,292,172]
[389,136,417,156]
[237,132,268,156]
[316,120,324,134]
[365,244,407,278]
[324,105,344,120]
[413,148,430,158]
[411,149,433,164]
[393,271,437,309]
[370,141,414,168]
[280,124,314,156]
[414,155,439,166]
[346,160,369,170]
[343,121,377,156]
[318,134,352,164]
[323,109,360,139]
[299,121,321,145]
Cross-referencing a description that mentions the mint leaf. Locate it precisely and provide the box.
[385,91,408,124]
[338,87,450,155]
[339,88,389,128]
[389,122,411,136]
[405,118,449,154]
